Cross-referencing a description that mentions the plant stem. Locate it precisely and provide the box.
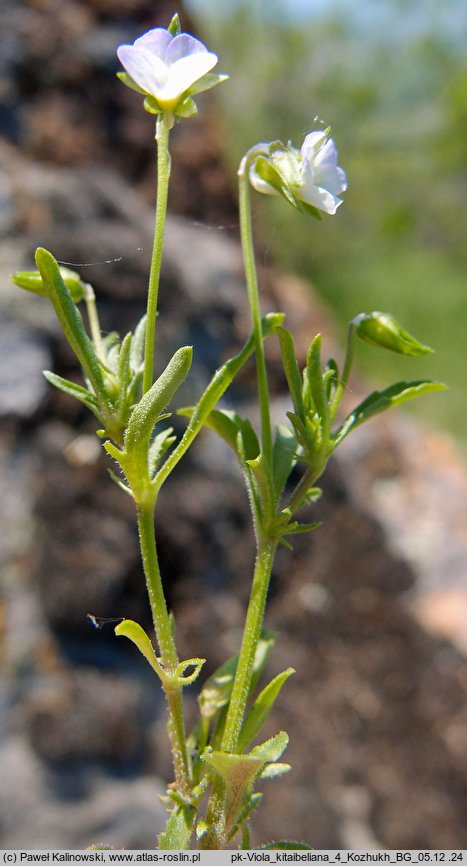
[201,539,277,849]
[222,539,277,751]
[238,159,273,468]
[287,466,316,515]
[143,113,173,395]
[137,504,190,796]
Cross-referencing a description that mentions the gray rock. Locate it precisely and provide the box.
[0,737,166,849]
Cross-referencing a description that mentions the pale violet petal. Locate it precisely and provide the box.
[298,161,340,212]
[166,33,210,63]
[117,45,168,95]
[134,28,173,58]
[301,130,328,161]
[298,186,342,214]
[162,52,218,102]
[314,164,347,195]
[299,180,342,214]
[314,138,339,168]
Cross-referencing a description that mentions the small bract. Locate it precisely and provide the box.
[117,17,226,117]
[250,129,347,218]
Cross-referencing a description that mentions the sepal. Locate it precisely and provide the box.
[168,13,181,36]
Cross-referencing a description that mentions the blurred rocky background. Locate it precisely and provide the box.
[0,0,466,851]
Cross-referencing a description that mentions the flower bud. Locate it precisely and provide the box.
[249,128,346,218]
[353,312,433,356]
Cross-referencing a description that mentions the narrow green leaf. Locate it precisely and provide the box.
[117,332,132,408]
[202,409,260,462]
[124,346,192,453]
[148,428,177,478]
[35,248,110,411]
[246,452,274,524]
[198,654,238,721]
[238,668,295,753]
[324,358,339,400]
[277,328,305,419]
[249,629,277,696]
[227,792,263,843]
[43,371,100,414]
[158,805,195,850]
[130,315,147,373]
[306,335,328,435]
[114,619,164,680]
[333,380,448,448]
[185,408,241,457]
[272,425,297,500]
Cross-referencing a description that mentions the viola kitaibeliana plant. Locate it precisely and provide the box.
[11,13,446,851]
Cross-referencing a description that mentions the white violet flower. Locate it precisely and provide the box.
[117,18,226,116]
[249,129,347,217]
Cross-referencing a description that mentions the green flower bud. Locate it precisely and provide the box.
[12,267,88,303]
[353,311,433,356]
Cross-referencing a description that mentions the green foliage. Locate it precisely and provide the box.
[158,805,196,850]
[194,0,466,439]
[333,379,448,448]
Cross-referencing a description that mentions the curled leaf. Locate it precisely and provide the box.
[114,619,164,680]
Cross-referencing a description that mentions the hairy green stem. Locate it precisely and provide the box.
[222,540,277,751]
[202,540,277,849]
[238,158,273,468]
[143,114,172,395]
[137,505,190,796]
[286,466,317,515]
